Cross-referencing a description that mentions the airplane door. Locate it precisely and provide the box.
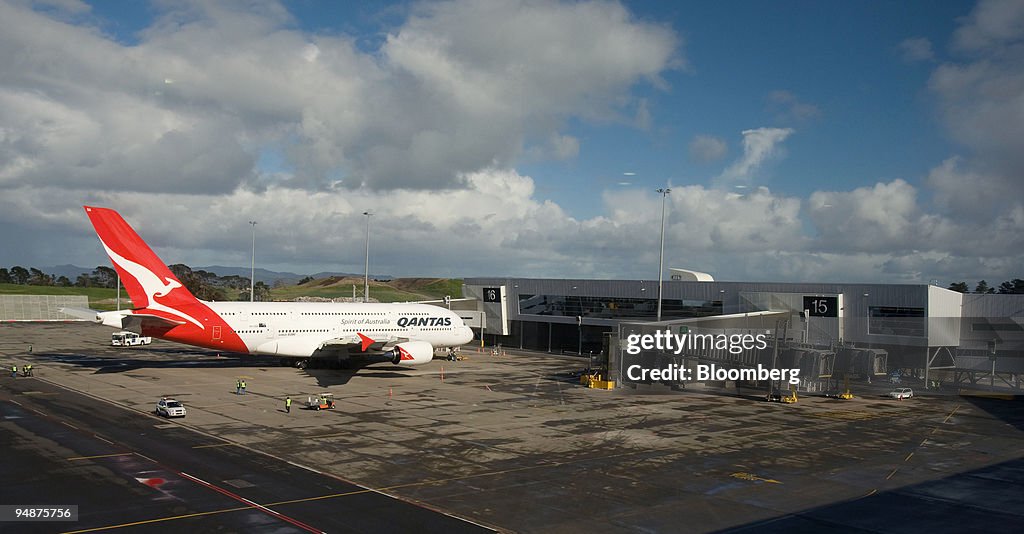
[212,325,222,341]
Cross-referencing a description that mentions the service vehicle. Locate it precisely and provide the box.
[112,331,152,347]
[155,398,187,417]
[888,387,914,400]
[307,393,336,410]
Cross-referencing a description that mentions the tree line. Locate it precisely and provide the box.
[1,265,271,301]
[947,279,1024,294]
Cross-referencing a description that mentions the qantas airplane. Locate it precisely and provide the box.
[63,206,474,369]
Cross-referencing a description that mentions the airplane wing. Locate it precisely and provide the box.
[319,332,409,352]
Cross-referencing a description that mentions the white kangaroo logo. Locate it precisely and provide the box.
[102,243,205,330]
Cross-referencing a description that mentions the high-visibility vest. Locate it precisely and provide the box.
[286,398,292,406]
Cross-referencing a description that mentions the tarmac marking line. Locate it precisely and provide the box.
[68,452,134,461]
[133,452,157,463]
[286,460,325,475]
[904,452,914,462]
[886,468,899,480]
[62,421,79,430]
[942,404,961,424]
[192,443,235,449]
[730,472,782,484]
[60,505,253,533]
[92,435,114,445]
[179,471,325,534]
[263,488,378,507]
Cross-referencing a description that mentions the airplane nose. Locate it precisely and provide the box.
[460,326,474,345]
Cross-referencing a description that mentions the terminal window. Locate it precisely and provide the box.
[971,322,1023,332]
[869,306,925,337]
[518,294,721,320]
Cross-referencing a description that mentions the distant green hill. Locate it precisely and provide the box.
[270,277,463,303]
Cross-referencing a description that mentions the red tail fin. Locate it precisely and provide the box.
[83,206,200,311]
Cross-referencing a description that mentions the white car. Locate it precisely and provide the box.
[155,398,186,417]
[888,388,914,400]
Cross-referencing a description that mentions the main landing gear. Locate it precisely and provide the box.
[279,358,310,369]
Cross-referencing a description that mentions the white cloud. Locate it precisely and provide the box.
[952,0,1024,52]
[0,0,680,193]
[3,164,1022,284]
[897,37,935,62]
[688,135,727,163]
[808,180,927,253]
[925,157,1016,221]
[0,1,1022,287]
[713,127,794,187]
[929,0,1024,181]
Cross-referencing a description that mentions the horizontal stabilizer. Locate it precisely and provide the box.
[59,307,101,322]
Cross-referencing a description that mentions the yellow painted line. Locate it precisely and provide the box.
[67,452,133,461]
[942,404,961,424]
[886,468,899,480]
[904,452,914,462]
[192,443,235,449]
[61,505,253,533]
[263,488,376,507]
[730,472,782,484]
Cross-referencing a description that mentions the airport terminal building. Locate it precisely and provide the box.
[462,274,1024,391]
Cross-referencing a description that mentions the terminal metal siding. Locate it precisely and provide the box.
[927,285,963,347]
[958,294,1024,369]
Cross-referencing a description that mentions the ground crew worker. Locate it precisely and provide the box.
[236,379,241,395]
[240,380,247,395]
[24,364,32,377]
[285,397,292,413]
[11,365,17,378]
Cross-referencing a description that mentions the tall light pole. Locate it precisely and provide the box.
[363,211,372,302]
[249,221,257,303]
[656,187,671,322]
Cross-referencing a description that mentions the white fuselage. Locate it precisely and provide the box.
[206,301,474,357]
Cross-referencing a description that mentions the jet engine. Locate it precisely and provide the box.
[386,341,434,366]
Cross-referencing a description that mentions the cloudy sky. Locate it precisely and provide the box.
[1,0,1021,284]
